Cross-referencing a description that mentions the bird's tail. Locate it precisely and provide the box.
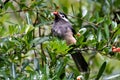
[71,50,89,72]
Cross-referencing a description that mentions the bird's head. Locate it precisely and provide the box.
[53,11,69,22]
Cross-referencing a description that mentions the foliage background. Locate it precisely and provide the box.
[0,0,120,80]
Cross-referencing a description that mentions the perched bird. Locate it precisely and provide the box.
[52,11,76,45]
[52,11,88,72]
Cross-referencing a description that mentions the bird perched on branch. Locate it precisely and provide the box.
[52,11,89,72]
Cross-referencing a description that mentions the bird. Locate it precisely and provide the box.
[52,11,89,72]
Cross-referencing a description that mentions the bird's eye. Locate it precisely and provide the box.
[62,15,65,18]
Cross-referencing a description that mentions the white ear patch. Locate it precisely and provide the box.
[59,14,69,22]
[62,17,69,22]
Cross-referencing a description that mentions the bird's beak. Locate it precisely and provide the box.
[53,11,58,15]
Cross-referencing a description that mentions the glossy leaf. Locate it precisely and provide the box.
[95,61,107,80]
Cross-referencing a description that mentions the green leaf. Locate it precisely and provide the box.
[8,25,18,36]
[21,59,30,71]
[11,63,16,79]
[25,24,34,34]
[33,58,40,71]
[42,64,50,80]
[0,14,10,24]
[97,17,104,24]
[31,37,49,46]
[112,26,120,41]
[97,27,102,42]
[0,0,4,8]
[62,6,68,13]
[116,14,120,21]
[48,39,70,55]
[104,23,109,40]
[25,12,32,24]
[4,2,13,10]
[54,59,66,79]
[89,16,96,22]
[95,61,107,80]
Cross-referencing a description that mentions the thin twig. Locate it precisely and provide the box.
[0,8,97,27]
[0,33,26,39]
[68,15,98,26]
